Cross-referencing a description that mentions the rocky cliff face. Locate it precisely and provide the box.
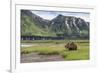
[49,14,89,37]
[21,10,89,39]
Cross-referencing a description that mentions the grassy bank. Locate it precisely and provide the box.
[21,40,89,61]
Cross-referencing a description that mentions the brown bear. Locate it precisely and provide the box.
[65,42,77,51]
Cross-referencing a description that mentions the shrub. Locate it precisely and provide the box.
[38,51,59,55]
[60,51,68,58]
[21,50,31,54]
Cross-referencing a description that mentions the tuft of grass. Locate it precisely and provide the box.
[60,51,68,58]
[38,51,59,55]
[21,50,31,54]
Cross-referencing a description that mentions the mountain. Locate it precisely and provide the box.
[21,10,89,39]
[49,14,89,38]
[21,10,56,36]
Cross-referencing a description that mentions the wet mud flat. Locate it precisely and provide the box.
[21,53,64,63]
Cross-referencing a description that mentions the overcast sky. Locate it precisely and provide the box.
[31,10,90,22]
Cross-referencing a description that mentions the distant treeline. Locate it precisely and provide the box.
[21,36,64,40]
[21,35,89,40]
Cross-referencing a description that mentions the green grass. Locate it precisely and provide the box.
[21,40,89,60]
[21,40,89,43]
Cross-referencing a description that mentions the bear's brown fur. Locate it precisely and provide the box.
[65,42,77,51]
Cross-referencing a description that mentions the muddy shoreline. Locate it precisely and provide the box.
[21,52,64,63]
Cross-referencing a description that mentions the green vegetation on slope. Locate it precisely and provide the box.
[21,15,56,36]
